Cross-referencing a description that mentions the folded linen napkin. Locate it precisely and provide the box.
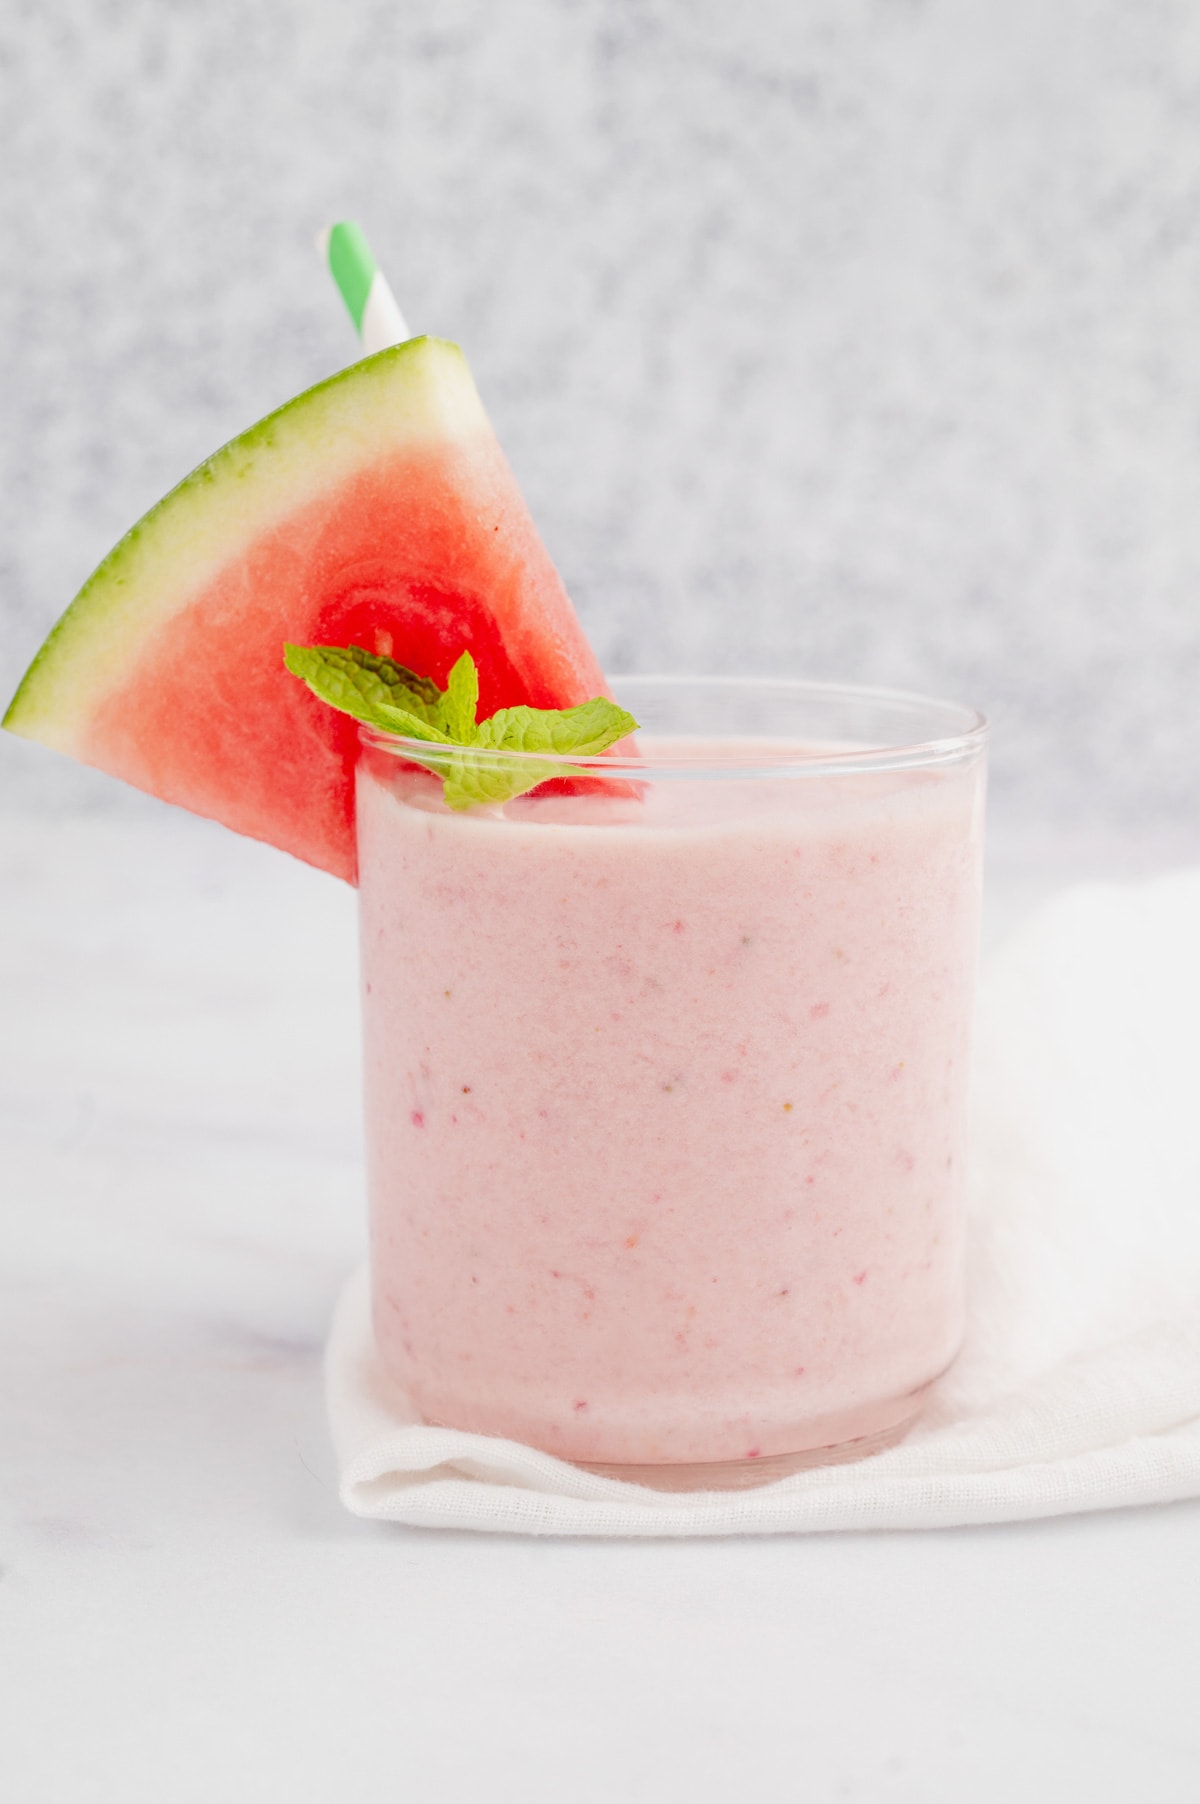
[326,871,1200,1535]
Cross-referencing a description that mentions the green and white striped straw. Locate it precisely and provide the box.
[317,221,410,354]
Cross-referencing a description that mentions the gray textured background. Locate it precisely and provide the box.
[3,0,1199,843]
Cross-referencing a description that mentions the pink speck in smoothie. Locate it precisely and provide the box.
[810,1001,831,1019]
[410,1110,425,1128]
[746,1447,762,1459]
[721,1069,738,1084]
[672,919,685,934]
[795,1366,806,1377]
[853,1269,868,1286]
[573,1399,589,1411]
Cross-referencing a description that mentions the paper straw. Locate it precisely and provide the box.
[317,222,410,354]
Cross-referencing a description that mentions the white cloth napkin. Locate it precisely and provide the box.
[326,871,1200,1536]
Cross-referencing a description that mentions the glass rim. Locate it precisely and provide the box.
[357,673,989,779]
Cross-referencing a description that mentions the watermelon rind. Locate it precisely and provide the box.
[3,337,486,752]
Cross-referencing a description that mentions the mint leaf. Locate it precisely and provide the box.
[284,643,450,742]
[439,650,479,743]
[284,643,638,811]
[474,698,638,757]
[333,644,443,718]
[440,696,639,810]
[438,747,558,811]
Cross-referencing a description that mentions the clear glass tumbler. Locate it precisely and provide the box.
[357,678,987,1489]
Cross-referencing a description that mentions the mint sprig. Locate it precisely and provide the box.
[284,643,638,810]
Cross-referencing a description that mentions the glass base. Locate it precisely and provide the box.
[575,1410,919,1492]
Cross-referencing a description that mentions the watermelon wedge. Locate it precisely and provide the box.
[3,338,605,882]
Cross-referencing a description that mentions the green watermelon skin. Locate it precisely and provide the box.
[4,338,606,882]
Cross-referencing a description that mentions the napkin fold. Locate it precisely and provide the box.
[326,871,1200,1535]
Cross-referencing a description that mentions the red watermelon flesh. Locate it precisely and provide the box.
[4,339,607,882]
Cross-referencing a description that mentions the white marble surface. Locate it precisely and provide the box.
[3,803,1200,1801]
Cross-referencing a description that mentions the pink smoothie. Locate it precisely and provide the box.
[357,739,984,1469]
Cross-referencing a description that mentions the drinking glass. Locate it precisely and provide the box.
[356,678,986,1489]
